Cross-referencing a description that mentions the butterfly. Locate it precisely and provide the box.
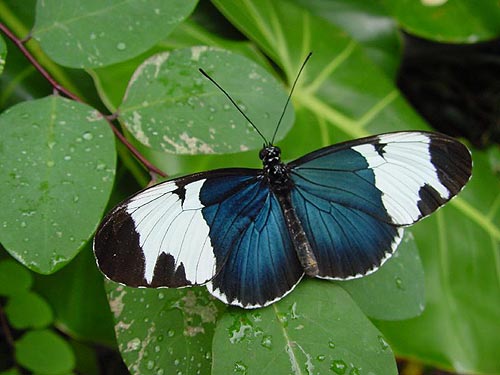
[93,55,472,309]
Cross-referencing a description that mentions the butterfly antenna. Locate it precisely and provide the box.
[271,52,313,145]
[199,68,268,145]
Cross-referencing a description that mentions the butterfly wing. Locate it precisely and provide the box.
[288,131,472,279]
[94,168,303,308]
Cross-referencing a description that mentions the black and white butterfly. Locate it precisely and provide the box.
[93,57,472,309]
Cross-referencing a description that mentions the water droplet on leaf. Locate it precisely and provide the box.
[330,359,347,374]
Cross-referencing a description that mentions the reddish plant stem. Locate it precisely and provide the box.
[0,21,167,178]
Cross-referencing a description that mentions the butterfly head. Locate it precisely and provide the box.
[259,145,281,163]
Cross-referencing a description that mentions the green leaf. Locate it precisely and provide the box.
[105,282,223,375]
[15,329,75,374]
[0,96,116,274]
[291,0,401,78]
[33,246,116,346]
[375,150,500,374]
[382,0,500,43]
[119,47,294,154]
[0,34,6,76]
[88,20,270,113]
[5,291,53,329]
[339,231,425,321]
[31,0,198,68]
[213,281,397,374]
[0,258,33,296]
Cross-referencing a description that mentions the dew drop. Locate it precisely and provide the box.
[317,354,326,361]
[64,155,71,161]
[349,367,361,375]
[168,329,175,337]
[82,131,93,140]
[378,335,389,350]
[395,276,405,290]
[330,359,347,374]
[328,340,336,349]
[260,335,272,350]
[116,42,127,50]
[146,360,155,370]
[234,361,247,374]
[20,221,27,228]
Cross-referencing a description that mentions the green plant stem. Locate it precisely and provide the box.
[0,21,167,178]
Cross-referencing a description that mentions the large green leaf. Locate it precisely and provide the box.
[213,281,397,374]
[211,0,499,372]
[339,231,425,321]
[119,47,294,154]
[0,96,116,274]
[291,0,401,78]
[32,0,198,68]
[382,0,500,43]
[105,282,224,375]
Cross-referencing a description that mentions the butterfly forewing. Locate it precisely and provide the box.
[288,131,472,280]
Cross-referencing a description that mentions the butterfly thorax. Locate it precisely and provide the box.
[259,145,293,192]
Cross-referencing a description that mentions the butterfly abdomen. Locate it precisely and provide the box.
[260,144,319,276]
[276,192,319,276]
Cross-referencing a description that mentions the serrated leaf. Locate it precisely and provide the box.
[0,96,116,274]
[15,329,75,374]
[213,281,397,374]
[32,0,198,68]
[105,282,224,375]
[0,34,6,76]
[382,0,500,43]
[339,231,425,321]
[5,290,53,329]
[119,47,294,154]
[0,258,33,296]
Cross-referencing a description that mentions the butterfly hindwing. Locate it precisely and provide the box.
[288,131,471,279]
[94,169,303,308]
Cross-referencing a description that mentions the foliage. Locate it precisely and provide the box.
[0,0,498,374]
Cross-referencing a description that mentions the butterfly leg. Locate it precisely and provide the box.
[276,192,319,276]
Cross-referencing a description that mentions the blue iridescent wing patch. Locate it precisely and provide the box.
[288,131,471,279]
[200,176,302,307]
